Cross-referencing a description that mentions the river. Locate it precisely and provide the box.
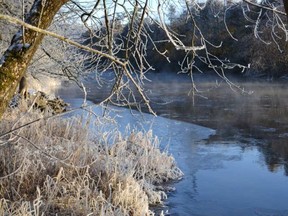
[58,72,288,216]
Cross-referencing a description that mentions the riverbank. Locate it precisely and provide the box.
[57,76,288,215]
[0,99,190,215]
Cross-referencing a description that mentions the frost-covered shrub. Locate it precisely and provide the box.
[0,106,183,215]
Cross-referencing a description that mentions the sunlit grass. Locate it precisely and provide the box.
[0,104,183,215]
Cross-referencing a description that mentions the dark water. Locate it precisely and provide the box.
[58,73,288,216]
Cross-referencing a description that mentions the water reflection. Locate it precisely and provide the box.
[58,73,288,215]
[141,75,288,177]
[58,73,288,176]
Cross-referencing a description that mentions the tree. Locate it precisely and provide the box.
[0,0,167,119]
[0,0,68,119]
[0,0,287,120]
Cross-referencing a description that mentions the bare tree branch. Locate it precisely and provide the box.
[243,0,286,17]
[0,12,156,115]
[0,14,123,66]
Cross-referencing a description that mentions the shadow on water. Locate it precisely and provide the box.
[58,72,288,216]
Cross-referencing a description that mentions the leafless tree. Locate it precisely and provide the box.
[0,0,287,119]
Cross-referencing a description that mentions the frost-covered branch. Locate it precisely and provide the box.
[0,11,156,115]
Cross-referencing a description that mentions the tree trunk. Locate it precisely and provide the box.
[0,0,68,120]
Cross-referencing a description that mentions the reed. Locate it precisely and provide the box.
[0,105,183,215]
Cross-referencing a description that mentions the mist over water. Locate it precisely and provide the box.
[144,73,288,215]
[58,72,288,215]
[146,74,288,175]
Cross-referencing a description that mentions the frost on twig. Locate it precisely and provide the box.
[1,0,287,115]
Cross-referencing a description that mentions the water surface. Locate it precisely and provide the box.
[58,73,288,216]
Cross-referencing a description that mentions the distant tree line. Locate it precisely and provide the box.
[82,0,288,80]
[0,0,287,118]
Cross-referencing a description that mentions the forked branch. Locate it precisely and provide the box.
[0,13,155,115]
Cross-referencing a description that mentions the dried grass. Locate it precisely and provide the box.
[0,105,183,215]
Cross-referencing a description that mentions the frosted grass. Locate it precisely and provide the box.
[0,104,183,215]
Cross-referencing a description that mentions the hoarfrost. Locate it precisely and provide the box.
[0,56,5,67]
[8,43,30,52]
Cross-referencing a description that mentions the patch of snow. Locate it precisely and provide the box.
[279,133,288,138]
[0,56,5,67]
[30,0,42,14]
[8,43,30,52]
[24,43,30,49]
[12,30,23,42]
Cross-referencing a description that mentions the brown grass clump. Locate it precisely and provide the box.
[0,104,183,215]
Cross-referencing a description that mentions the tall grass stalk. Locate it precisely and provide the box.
[0,104,183,215]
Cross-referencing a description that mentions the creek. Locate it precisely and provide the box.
[58,72,288,216]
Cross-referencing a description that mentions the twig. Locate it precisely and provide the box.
[0,13,124,66]
[243,0,286,16]
[0,103,99,139]
[0,13,155,116]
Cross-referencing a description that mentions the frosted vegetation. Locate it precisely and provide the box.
[0,101,183,215]
[0,0,286,214]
